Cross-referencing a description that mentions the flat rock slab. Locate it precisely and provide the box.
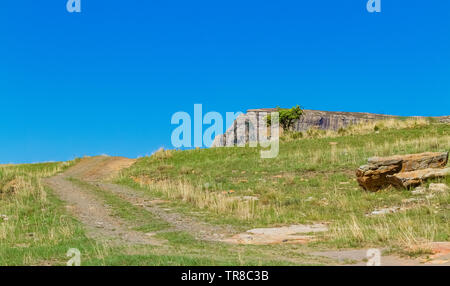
[428,183,450,193]
[311,249,447,266]
[387,168,450,189]
[368,152,448,173]
[357,152,449,191]
[224,224,328,245]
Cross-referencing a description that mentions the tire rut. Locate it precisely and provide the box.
[44,174,161,246]
[96,182,236,241]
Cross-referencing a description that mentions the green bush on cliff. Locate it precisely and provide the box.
[266,105,303,130]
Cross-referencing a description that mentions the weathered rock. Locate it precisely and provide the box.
[212,108,395,147]
[368,152,448,173]
[368,207,401,216]
[356,162,402,191]
[411,186,427,195]
[224,223,328,245]
[428,183,450,193]
[387,168,450,189]
[212,108,450,147]
[356,152,449,191]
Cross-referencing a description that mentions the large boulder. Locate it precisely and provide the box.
[356,152,449,191]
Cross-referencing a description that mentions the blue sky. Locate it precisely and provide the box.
[1,1,449,163]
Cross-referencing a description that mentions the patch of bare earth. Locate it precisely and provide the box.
[225,224,329,245]
[64,155,136,181]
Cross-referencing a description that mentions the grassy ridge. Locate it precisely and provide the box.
[118,120,450,251]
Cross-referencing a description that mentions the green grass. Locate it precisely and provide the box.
[117,122,450,251]
[0,161,108,266]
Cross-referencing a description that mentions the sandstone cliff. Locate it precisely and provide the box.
[212,108,449,147]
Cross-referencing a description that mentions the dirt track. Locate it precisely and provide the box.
[44,156,233,245]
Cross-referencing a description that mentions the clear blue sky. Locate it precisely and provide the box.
[1,1,449,163]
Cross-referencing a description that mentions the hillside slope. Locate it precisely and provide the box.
[119,120,450,257]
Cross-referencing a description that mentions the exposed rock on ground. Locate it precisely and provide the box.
[411,186,427,195]
[356,152,449,191]
[224,223,328,245]
[428,183,450,193]
[368,152,448,172]
[368,207,402,216]
[387,168,450,189]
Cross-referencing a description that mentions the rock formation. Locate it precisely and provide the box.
[356,152,449,191]
[212,108,395,147]
[212,108,450,147]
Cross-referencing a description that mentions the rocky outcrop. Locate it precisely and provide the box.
[249,108,396,131]
[212,108,450,147]
[212,108,395,147]
[356,152,449,191]
[293,109,394,131]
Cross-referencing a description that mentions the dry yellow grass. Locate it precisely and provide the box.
[130,177,258,220]
[283,117,431,141]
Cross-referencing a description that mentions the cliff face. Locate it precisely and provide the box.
[292,109,394,131]
[212,108,449,147]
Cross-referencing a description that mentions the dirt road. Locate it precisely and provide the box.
[44,156,233,245]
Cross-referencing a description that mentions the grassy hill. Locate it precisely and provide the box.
[117,118,450,252]
[0,118,448,265]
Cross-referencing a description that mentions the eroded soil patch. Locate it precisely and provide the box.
[225,224,329,245]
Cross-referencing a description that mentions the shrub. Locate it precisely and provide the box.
[267,105,303,130]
